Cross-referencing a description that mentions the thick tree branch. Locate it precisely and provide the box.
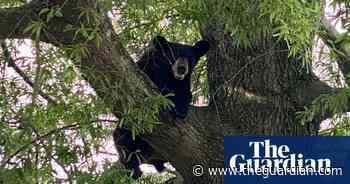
[0,0,159,114]
[320,15,350,75]
[144,106,223,183]
[295,78,336,107]
[0,0,82,45]
[0,3,32,40]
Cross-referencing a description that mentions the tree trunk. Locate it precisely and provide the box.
[205,32,314,135]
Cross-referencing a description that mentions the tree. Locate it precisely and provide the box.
[1,0,350,183]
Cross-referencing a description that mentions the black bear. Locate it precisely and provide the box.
[114,36,209,179]
[138,35,210,118]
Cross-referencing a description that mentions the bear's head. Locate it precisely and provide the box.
[152,36,209,80]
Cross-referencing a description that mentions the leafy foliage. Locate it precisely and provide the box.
[0,40,114,183]
[119,94,173,139]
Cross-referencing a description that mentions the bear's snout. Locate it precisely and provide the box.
[172,57,189,80]
[177,66,187,75]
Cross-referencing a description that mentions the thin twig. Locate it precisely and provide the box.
[1,123,79,167]
[0,40,56,104]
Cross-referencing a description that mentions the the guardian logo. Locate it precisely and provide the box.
[229,139,331,171]
[224,137,346,183]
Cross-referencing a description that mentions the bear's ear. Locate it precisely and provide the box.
[193,40,210,57]
[153,36,170,51]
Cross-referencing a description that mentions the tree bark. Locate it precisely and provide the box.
[201,24,326,135]
[0,1,342,184]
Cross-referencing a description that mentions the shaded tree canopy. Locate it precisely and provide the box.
[1,0,350,183]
